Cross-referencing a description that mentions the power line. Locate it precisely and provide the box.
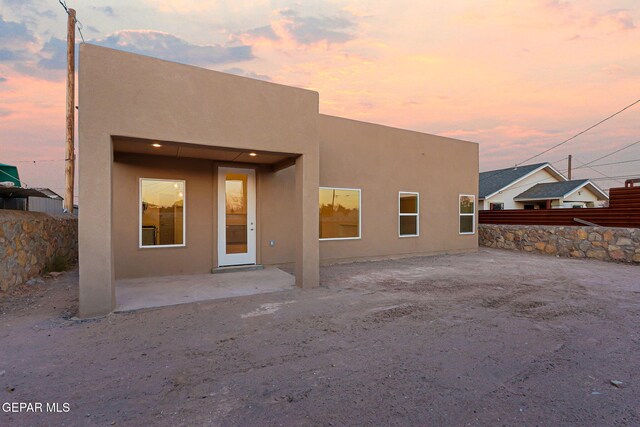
[58,0,85,42]
[572,157,624,184]
[0,168,27,187]
[479,98,640,186]
[573,158,640,169]
[577,139,640,168]
[516,98,640,166]
[4,159,65,163]
[591,175,639,181]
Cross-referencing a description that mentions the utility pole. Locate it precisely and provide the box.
[64,8,76,213]
[567,154,572,180]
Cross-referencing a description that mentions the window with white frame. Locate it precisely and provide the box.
[459,194,475,234]
[399,192,419,237]
[319,187,361,240]
[140,178,185,247]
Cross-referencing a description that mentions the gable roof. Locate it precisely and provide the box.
[514,179,609,201]
[479,162,563,199]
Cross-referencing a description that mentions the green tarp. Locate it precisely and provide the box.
[0,163,21,187]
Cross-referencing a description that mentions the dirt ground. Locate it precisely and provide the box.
[1,248,639,426]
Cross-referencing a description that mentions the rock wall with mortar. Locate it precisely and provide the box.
[0,210,78,291]
[479,224,640,264]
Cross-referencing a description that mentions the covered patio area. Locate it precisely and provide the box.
[115,267,295,312]
[79,44,320,318]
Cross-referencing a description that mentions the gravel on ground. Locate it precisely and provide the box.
[1,248,639,426]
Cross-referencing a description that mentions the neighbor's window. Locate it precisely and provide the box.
[399,192,419,237]
[140,178,185,247]
[459,194,475,234]
[319,187,361,240]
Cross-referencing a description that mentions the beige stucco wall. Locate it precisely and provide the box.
[79,43,478,316]
[317,115,478,262]
[112,154,300,279]
[79,44,320,316]
[112,121,478,277]
[113,153,215,279]
[258,166,298,265]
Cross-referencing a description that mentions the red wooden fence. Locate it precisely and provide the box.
[479,186,640,228]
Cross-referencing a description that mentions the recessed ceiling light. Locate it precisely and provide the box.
[152,143,162,148]
[249,152,257,157]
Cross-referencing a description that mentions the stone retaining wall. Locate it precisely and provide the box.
[479,224,640,263]
[0,210,78,291]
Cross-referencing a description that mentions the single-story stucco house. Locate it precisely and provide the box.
[479,162,608,210]
[78,44,479,317]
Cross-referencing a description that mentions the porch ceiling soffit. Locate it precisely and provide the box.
[112,136,299,167]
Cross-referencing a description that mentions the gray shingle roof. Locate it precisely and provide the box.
[479,163,548,199]
[514,179,589,200]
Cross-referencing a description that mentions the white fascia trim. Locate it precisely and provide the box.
[513,197,561,201]
[483,163,566,200]
[564,180,609,200]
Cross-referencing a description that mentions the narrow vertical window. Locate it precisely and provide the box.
[319,187,361,240]
[459,194,475,234]
[140,179,185,247]
[399,192,419,237]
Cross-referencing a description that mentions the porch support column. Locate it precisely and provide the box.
[294,154,320,288]
[78,131,114,317]
[78,43,116,318]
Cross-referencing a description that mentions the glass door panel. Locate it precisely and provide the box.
[217,167,256,267]
[225,174,248,254]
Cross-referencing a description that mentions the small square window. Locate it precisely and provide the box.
[399,192,419,237]
[459,194,475,235]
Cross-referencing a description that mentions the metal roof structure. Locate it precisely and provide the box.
[0,186,50,198]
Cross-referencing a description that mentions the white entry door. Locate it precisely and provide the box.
[217,167,256,266]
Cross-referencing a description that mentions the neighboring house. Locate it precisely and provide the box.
[0,163,65,214]
[77,44,479,317]
[479,162,608,210]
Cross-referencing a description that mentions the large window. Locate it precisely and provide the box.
[140,178,185,247]
[399,192,419,237]
[319,187,361,240]
[459,194,475,234]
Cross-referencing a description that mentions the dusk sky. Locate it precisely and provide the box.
[1,0,639,200]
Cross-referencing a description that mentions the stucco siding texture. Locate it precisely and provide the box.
[258,166,298,265]
[79,44,321,314]
[113,155,298,278]
[79,45,319,155]
[113,116,479,277]
[80,44,477,315]
[113,153,215,279]
[317,115,479,262]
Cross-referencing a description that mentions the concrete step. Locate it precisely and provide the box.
[211,264,264,274]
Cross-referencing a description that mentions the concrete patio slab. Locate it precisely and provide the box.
[115,267,294,312]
